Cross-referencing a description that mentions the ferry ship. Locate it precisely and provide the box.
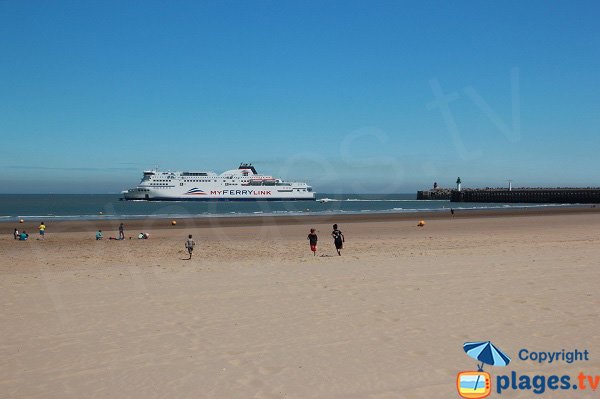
[122,163,315,201]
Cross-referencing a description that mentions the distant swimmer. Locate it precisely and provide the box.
[185,234,195,260]
[331,224,345,256]
[307,228,318,256]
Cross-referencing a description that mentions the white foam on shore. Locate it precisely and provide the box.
[1,203,586,222]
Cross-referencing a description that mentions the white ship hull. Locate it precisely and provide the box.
[122,164,315,201]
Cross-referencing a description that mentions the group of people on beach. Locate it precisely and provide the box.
[13,222,45,241]
[183,224,345,260]
[95,223,150,241]
[14,220,346,258]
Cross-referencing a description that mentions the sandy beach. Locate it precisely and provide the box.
[2,210,600,398]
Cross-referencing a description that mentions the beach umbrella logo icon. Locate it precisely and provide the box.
[457,341,511,399]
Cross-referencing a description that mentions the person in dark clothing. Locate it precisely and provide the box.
[307,228,318,256]
[118,223,125,240]
[331,224,345,256]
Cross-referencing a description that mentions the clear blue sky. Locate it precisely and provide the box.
[1,0,599,193]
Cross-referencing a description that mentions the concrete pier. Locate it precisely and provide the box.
[417,189,452,200]
[450,188,600,203]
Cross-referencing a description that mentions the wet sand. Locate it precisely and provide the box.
[2,204,598,234]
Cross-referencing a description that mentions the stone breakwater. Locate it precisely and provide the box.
[416,189,452,200]
[417,188,600,203]
[451,188,600,203]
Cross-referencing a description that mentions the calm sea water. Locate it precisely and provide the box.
[0,194,572,222]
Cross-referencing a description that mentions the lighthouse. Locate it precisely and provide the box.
[456,177,462,192]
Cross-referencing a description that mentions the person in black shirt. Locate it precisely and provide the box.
[307,228,318,256]
[331,224,345,256]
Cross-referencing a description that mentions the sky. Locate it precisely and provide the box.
[1,0,599,193]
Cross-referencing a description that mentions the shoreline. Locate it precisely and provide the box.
[2,204,599,234]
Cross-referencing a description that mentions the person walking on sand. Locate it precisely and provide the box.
[38,222,46,240]
[307,228,318,256]
[118,223,125,240]
[185,234,195,259]
[331,224,345,256]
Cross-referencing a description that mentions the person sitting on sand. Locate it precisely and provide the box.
[331,224,345,256]
[96,230,103,240]
[307,228,318,256]
[185,234,195,259]
[138,232,149,239]
[14,228,19,240]
[19,231,29,241]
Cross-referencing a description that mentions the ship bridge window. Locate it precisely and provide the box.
[183,172,209,177]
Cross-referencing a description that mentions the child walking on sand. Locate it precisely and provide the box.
[331,224,345,256]
[307,228,318,256]
[39,222,46,240]
[185,234,195,259]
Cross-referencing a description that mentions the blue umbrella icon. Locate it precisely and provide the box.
[463,341,511,392]
[464,341,511,370]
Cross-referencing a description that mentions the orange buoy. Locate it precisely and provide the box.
[171,220,177,226]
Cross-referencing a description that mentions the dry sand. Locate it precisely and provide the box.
[2,211,600,398]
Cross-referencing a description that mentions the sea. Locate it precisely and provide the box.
[0,194,576,222]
